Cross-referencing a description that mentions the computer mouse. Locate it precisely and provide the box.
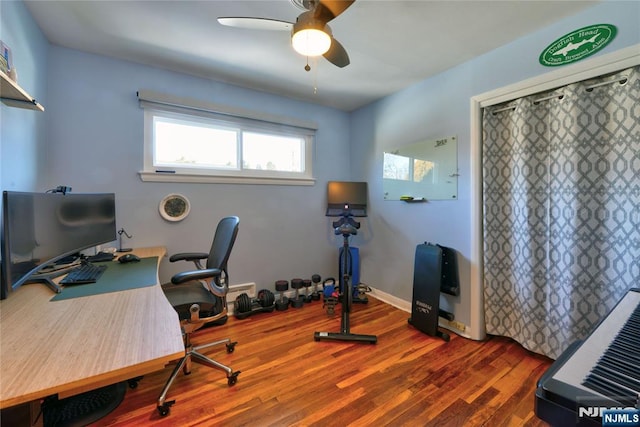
[118,254,141,263]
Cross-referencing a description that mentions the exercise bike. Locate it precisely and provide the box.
[314,208,377,344]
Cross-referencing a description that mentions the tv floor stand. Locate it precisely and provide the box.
[314,212,377,344]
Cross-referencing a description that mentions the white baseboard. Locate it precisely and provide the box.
[368,287,411,312]
[224,283,474,339]
[368,286,473,340]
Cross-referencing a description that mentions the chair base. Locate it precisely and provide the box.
[157,338,240,417]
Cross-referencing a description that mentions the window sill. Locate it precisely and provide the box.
[138,171,315,186]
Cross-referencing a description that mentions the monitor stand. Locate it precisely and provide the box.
[27,266,76,293]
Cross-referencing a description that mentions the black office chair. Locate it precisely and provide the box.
[157,216,240,417]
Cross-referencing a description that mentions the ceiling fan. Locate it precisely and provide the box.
[217,0,355,68]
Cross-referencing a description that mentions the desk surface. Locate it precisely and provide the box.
[0,247,185,409]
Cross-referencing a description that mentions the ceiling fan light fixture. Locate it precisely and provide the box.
[292,28,331,56]
[291,12,332,57]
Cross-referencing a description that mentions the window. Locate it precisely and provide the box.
[383,152,435,183]
[138,91,316,185]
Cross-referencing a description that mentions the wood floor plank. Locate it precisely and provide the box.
[89,296,552,426]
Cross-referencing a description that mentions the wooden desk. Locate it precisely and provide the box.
[0,247,184,409]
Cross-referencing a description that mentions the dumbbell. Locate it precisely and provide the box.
[311,274,322,301]
[302,279,313,302]
[289,278,305,308]
[234,289,275,319]
[275,280,289,311]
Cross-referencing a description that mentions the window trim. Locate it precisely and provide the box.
[137,90,317,185]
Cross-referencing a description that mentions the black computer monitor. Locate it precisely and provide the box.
[0,191,116,299]
[326,181,368,217]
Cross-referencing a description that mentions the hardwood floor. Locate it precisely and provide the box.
[96,296,552,426]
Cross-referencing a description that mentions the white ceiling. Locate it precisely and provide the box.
[24,0,598,111]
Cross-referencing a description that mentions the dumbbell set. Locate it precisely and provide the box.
[274,274,323,310]
[234,289,275,320]
[235,274,324,319]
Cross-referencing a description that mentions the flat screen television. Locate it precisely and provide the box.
[0,191,116,299]
[326,181,368,217]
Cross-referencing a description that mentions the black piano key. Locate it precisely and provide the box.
[617,328,640,340]
[611,334,640,348]
[626,322,640,329]
[608,338,640,353]
[609,346,639,361]
[607,346,640,366]
[591,365,640,393]
[598,355,640,382]
[620,324,639,333]
[582,301,640,400]
[583,374,636,406]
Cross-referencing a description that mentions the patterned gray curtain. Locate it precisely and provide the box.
[482,65,640,359]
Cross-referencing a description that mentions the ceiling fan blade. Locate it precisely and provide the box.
[217,17,293,31]
[314,0,355,22]
[323,37,350,68]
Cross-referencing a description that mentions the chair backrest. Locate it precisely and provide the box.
[207,216,240,283]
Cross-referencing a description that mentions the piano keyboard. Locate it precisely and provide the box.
[582,301,640,406]
[546,289,640,406]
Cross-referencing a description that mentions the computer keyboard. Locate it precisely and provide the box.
[86,252,116,262]
[60,262,107,285]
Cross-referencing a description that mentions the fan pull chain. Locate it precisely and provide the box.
[303,57,319,94]
[311,57,319,94]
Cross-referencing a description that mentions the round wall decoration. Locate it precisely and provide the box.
[539,24,617,67]
[159,194,190,222]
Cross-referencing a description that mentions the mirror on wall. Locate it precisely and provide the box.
[383,135,458,201]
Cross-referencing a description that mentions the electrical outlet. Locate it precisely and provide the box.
[449,320,466,333]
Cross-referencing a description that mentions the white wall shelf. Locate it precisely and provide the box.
[0,70,44,111]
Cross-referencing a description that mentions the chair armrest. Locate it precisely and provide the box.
[171,268,223,285]
[169,252,209,263]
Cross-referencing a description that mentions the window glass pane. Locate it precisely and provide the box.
[413,159,435,182]
[383,152,410,180]
[154,117,238,169]
[242,132,304,172]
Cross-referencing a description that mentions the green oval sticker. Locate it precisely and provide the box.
[539,24,617,67]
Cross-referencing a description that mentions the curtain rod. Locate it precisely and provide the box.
[585,75,629,92]
[532,93,564,105]
[496,74,630,112]
[491,105,516,115]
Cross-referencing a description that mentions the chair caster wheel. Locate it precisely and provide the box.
[157,400,174,417]
[228,371,241,386]
[226,342,237,353]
